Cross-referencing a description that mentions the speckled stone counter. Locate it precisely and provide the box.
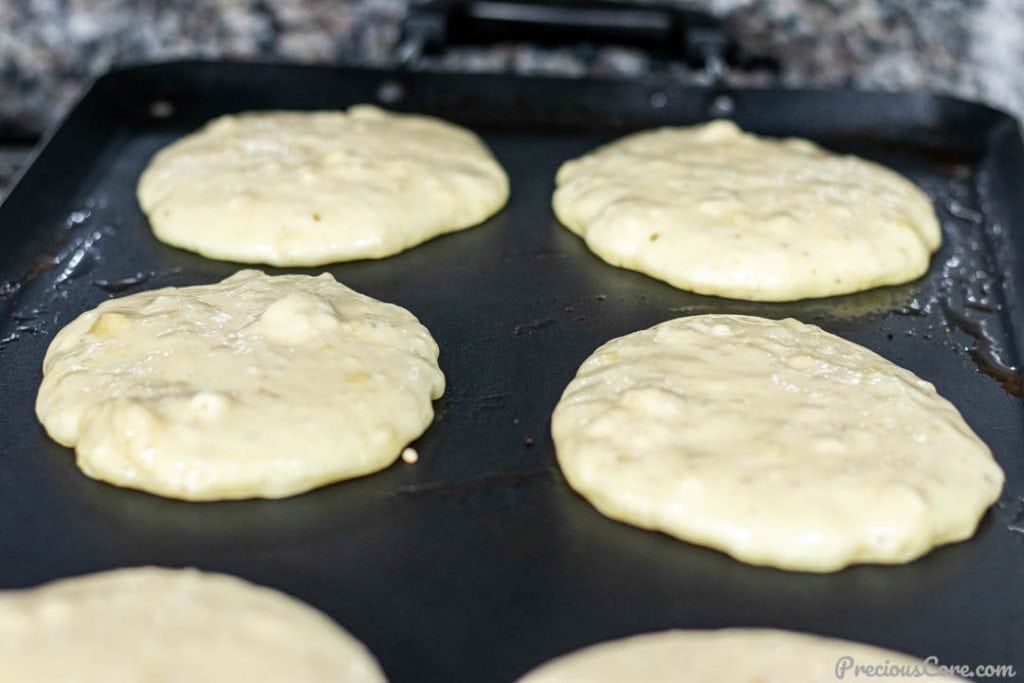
[0,0,1022,140]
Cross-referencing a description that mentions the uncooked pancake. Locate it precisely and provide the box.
[137,105,509,266]
[0,567,387,683]
[516,629,964,682]
[551,314,1003,572]
[36,270,445,501]
[552,120,941,301]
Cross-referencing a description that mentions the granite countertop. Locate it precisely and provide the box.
[0,0,1021,141]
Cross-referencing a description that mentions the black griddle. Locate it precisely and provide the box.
[1,62,1023,682]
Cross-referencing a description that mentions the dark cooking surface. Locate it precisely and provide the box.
[1,62,1023,682]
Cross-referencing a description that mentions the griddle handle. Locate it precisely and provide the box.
[402,0,737,68]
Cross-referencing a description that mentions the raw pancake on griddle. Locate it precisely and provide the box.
[0,567,388,682]
[553,120,940,301]
[516,628,965,682]
[36,270,445,501]
[138,105,509,265]
[551,314,1002,572]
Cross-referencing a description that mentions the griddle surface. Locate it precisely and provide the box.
[1,63,1022,682]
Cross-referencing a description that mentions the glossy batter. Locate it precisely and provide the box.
[138,105,509,265]
[551,314,1003,571]
[0,567,387,683]
[553,120,941,301]
[36,270,445,500]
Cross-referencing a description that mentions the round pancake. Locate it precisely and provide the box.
[552,120,941,301]
[0,567,387,683]
[137,105,509,266]
[36,270,445,501]
[551,314,1003,572]
[516,629,965,682]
